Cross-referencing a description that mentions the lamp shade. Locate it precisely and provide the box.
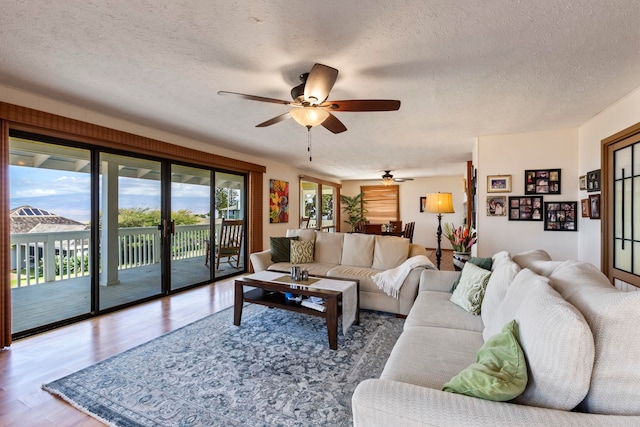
[425,192,455,214]
[289,107,330,128]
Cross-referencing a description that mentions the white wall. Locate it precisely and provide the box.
[477,127,580,260]
[341,176,466,249]
[578,87,640,267]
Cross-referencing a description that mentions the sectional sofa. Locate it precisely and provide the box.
[249,229,431,315]
[352,249,640,426]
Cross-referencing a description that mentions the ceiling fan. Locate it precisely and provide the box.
[381,170,414,185]
[218,63,401,134]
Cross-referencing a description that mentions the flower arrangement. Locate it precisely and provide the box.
[443,223,477,252]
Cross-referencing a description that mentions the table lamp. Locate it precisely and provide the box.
[425,192,455,270]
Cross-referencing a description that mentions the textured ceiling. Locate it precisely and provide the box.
[1,1,640,180]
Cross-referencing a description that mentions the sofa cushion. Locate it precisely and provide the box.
[496,270,595,410]
[449,262,491,315]
[549,260,640,415]
[290,240,314,263]
[443,320,527,401]
[341,233,375,267]
[481,258,521,340]
[512,249,562,277]
[381,326,484,390]
[405,291,484,332]
[327,265,382,293]
[269,236,298,262]
[314,231,344,264]
[372,236,410,270]
[285,228,316,242]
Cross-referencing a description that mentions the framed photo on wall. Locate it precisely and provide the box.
[525,169,561,195]
[508,196,543,221]
[589,194,601,219]
[420,196,426,212]
[486,196,507,216]
[581,198,590,218]
[587,169,601,192]
[544,201,577,231]
[579,175,587,190]
[487,175,512,193]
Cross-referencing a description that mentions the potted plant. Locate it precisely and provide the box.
[443,223,477,270]
[340,193,368,232]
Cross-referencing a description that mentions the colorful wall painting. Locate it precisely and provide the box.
[269,179,289,223]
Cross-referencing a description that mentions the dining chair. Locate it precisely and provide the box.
[403,221,415,243]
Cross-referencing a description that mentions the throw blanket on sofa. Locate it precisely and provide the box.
[372,255,435,298]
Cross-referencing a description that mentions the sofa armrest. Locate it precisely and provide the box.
[408,243,427,258]
[418,269,460,293]
[249,249,273,272]
[353,379,639,427]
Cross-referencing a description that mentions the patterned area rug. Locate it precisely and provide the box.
[43,304,404,426]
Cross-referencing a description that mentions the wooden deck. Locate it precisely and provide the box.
[11,255,245,334]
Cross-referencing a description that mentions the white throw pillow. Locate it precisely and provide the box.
[549,260,640,415]
[481,259,521,340]
[510,278,594,411]
[449,262,491,315]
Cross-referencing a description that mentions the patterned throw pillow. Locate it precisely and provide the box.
[449,262,492,315]
[290,240,314,263]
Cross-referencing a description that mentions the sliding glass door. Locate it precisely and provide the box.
[9,137,92,334]
[98,153,163,310]
[213,171,246,278]
[170,164,212,290]
[8,132,249,338]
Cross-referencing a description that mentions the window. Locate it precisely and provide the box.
[360,185,399,223]
[299,176,341,231]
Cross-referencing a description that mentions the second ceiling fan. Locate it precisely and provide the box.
[218,63,401,134]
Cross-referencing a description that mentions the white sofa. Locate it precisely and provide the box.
[352,249,640,426]
[249,229,430,315]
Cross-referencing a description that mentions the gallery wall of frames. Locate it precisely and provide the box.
[485,168,601,232]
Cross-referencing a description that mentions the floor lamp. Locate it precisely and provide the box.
[425,192,455,270]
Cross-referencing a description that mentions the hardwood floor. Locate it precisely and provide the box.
[0,279,236,426]
[0,249,455,426]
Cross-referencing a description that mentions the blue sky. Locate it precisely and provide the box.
[10,166,211,223]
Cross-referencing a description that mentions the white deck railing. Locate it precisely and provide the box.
[10,224,211,287]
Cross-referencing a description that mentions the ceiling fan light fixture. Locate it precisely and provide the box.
[290,107,330,128]
[381,170,394,186]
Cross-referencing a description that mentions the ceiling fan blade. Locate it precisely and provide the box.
[321,113,347,134]
[323,99,401,112]
[218,91,291,105]
[304,64,338,104]
[256,112,292,127]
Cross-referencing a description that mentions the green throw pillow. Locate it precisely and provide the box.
[449,262,491,315]
[290,240,314,263]
[270,236,298,262]
[451,257,493,292]
[442,319,528,401]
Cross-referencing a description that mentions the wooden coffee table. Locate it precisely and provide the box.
[234,272,359,350]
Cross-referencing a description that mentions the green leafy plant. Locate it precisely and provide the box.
[340,193,368,232]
